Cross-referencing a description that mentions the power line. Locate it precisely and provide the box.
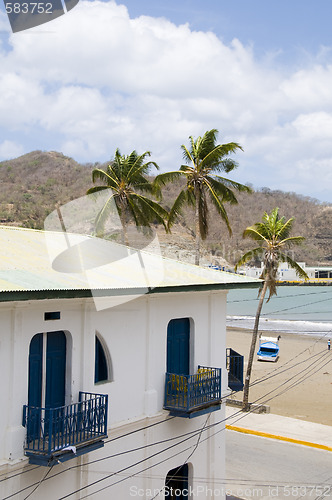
[6,330,332,497]
[148,414,211,500]
[227,288,332,304]
[57,349,332,500]
[23,465,54,500]
[250,348,327,388]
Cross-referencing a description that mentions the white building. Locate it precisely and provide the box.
[0,226,259,499]
[243,261,332,282]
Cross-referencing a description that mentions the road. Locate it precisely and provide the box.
[226,429,332,499]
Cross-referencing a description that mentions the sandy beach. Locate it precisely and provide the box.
[227,328,332,426]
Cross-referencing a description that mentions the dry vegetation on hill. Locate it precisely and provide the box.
[0,150,331,266]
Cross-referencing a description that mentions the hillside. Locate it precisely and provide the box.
[0,150,331,266]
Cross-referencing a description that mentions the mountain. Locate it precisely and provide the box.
[0,150,331,266]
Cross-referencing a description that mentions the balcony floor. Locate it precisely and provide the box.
[26,437,105,466]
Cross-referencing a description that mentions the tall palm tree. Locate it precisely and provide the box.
[235,207,308,411]
[154,129,251,265]
[87,149,168,244]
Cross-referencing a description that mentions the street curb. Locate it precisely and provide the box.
[226,425,332,452]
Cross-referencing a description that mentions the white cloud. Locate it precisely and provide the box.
[0,140,24,159]
[1,1,332,200]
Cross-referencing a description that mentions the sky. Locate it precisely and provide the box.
[1,1,332,202]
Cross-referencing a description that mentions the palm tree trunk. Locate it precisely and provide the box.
[242,279,268,411]
[194,186,200,266]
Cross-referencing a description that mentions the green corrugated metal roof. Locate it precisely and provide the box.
[0,226,261,301]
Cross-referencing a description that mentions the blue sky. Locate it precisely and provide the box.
[1,1,332,202]
[121,0,332,59]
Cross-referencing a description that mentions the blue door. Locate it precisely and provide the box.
[28,331,66,440]
[28,334,43,409]
[27,334,43,441]
[45,331,66,410]
[167,318,190,375]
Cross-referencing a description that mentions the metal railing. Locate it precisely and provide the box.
[226,348,244,391]
[164,366,221,414]
[23,392,108,458]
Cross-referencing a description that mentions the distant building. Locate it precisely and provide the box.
[242,261,332,282]
[0,226,259,499]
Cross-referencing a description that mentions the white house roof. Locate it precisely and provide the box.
[0,226,261,301]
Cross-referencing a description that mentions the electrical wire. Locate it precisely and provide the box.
[6,347,331,500]
[0,465,40,483]
[250,348,327,388]
[55,349,332,500]
[23,465,54,500]
[58,417,211,500]
[227,288,332,304]
[148,414,211,500]
[7,347,331,500]
[261,294,332,316]
[5,322,332,497]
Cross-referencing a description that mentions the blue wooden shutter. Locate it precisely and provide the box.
[167,318,190,375]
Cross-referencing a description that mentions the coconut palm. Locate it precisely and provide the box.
[87,149,168,244]
[154,129,251,265]
[235,207,308,411]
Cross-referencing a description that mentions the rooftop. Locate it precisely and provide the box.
[0,226,261,301]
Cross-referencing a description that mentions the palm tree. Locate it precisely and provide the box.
[87,149,168,244]
[154,129,251,265]
[235,207,308,411]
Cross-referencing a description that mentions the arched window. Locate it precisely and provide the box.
[95,335,111,383]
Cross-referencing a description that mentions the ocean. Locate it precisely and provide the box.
[226,285,332,337]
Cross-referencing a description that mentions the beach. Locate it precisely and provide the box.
[227,328,332,426]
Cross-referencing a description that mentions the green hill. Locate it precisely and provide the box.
[0,150,331,266]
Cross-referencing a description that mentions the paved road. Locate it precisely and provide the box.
[226,429,332,499]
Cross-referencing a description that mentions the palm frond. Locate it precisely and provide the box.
[91,168,118,188]
[181,144,195,165]
[94,193,117,236]
[278,235,305,247]
[198,129,219,159]
[200,142,243,171]
[86,185,109,195]
[168,189,193,228]
[154,171,185,188]
[213,175,252,193]
[243,226,268,242]
[131,193,169,229]
[203,178,232,234]
[235,247,263,270]
[278,252,309,281]
[275,216,295,240]
[206,176,239,204]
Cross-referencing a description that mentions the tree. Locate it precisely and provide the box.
[235,207,309,411]
[154,129,251,265]
[87,149,168,244]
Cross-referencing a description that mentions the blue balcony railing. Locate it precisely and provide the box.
[22,392,108,466]
[164,366,222,418]
[226,348,244,391]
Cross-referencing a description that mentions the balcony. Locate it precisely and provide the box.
[164,366,222,418]
[226,348,244,391]
[22,392,108,466]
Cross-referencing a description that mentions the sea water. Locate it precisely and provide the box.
[226,285,332,337]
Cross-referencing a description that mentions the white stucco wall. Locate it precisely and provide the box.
[0,288,228,499]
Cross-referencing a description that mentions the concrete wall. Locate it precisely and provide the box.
[0,288,228,498]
